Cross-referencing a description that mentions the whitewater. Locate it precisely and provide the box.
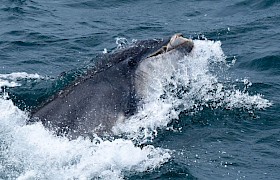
[0,39,271,179]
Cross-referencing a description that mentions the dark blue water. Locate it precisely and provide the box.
[0,0,279,179]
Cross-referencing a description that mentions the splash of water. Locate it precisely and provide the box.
[0,97,170,179]
[112,40,272,142]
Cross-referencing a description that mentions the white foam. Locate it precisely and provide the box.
[0,97,170,180]
[113,40,272,142]
[115,37,138,50]
[0,72,46,89]
[0,72,43,80]
[0,79,20,88]
[115,37,129,50]
[103,48,108,54]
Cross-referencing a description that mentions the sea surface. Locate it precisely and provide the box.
[0,0,279,179]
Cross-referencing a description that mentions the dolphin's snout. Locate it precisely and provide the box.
[147,33,193,58]
[166,33,194,53]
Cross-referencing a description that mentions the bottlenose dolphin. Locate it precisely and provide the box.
[31,33,194,139]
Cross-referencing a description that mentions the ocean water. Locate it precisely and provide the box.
[0,0,279,179]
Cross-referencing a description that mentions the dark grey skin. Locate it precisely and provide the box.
[31,35,193,139]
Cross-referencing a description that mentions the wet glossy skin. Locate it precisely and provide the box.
[31,35,193,139]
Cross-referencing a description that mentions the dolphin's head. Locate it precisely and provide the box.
[135,33,194,101]
[166,33,193,52]
[147,33,194,58]
[88,33,193,73]
[30,33,194,139]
